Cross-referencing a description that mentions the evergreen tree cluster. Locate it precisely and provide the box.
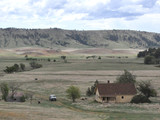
[86,80,99,96]
[137,48,160,58]
[137,48,160,64]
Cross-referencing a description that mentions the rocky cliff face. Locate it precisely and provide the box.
[0,28,160,48]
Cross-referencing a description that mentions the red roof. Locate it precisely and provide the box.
[97,83,137,97]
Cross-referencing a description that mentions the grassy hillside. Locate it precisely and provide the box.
[0,28,160,49]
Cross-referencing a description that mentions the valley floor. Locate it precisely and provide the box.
[0,51,160,120]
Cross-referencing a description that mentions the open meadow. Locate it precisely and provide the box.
[0,48,160,120]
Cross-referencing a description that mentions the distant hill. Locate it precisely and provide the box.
[0,28,160,49]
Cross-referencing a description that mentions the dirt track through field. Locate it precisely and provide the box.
[36,93,109,119]
[54,101,109,119]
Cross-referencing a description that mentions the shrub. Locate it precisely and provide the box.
[61,56,66,60]
[86,80,99,96]
[30,61,42,69]
[98,56,101,59]
[20,63,25,71]
[137,81,157,98]
[48,58,51,62]
[13,64,19,72]
[4,66,16,73]
[86,87,92,96]
[20,95,26,102]
[131,95,151,103]
[144,55,155,64]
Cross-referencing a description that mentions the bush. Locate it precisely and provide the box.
[20,95,26,102]
[48,58,51,62]
[13,64,19,72]
[20,63,25,71]
[144,55,155,64]
[98,56,101,59]
[30,61,42,69]
[86,80,99,96]
[131,95,151,103]
[86,87,92,96]
[137,81,157,98]
[4,66,16,73]
[61,56,66,60]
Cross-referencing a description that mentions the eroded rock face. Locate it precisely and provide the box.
[0,28,159,49]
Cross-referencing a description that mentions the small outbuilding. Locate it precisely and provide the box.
[95,82,136,103]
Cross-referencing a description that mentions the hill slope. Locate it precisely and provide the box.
[0,28,160,48]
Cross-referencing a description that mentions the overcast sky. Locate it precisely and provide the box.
[0,0,160,33]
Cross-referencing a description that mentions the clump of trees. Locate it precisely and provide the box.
[4,62,42,73]
[30,61,42,69]
[4,63,26,73]
[116,70,136,83]
[66,86,81,102]
[25,55,57,62]
[144,55,155,64]
[86,80,99,96]
[86,55,101,59]
[26,57,38,61]
[61,56,67,63]
[131,81,157,103]
[0,82,26,102]
[137,48,160,64]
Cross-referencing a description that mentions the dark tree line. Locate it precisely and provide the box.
[137,48,160,58]
[4,63,25,73]
[4,61,43,73]
[137,48,160,64]
[25,55,56,62]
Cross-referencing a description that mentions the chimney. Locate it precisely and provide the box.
[107,80,110,83]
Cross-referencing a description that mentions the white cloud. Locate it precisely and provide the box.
[118,5,149,13]
[0,0,30,12]
[0,0,160,33]
[156,0,160,5]
[61,13,88,21]
[32,0,47,9]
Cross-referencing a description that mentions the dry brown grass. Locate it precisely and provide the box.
[0,101,101,120]
[0,53,160,120]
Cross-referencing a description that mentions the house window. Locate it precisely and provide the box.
[103,97,105,101]
[121,96,124,99]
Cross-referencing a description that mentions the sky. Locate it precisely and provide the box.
[0,0,160,33]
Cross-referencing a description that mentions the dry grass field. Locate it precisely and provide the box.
[0,48,160,120]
